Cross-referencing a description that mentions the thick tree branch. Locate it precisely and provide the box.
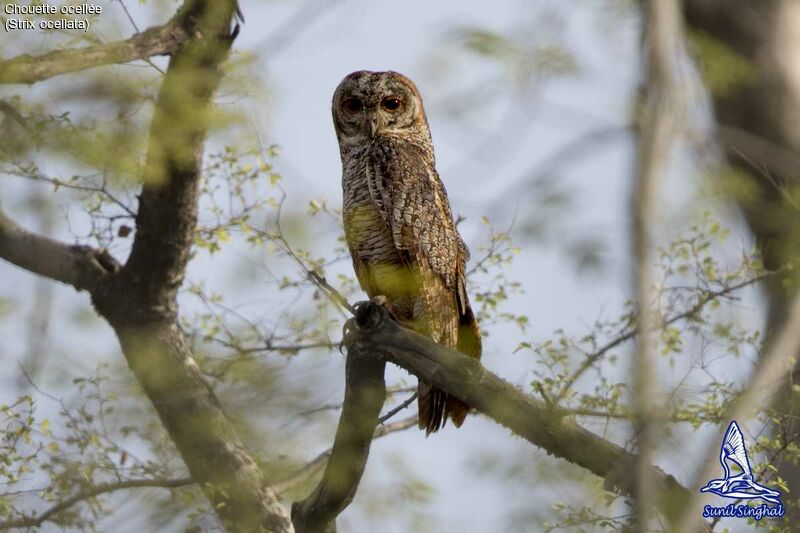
[0,209,119,291]
[291,346,387,533]
[78,1,292,531]
[120,0,239,319]
[274,416,417,496]
[341,302,707,531]
[0,4,195,84]
[0,1,291,530]
[0,477,193,530]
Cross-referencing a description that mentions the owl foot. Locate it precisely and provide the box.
[369,295,400,321]
[339,317,359,353]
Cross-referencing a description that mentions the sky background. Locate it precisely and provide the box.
[0,1,767,531]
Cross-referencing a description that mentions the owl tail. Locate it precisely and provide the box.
[418,303,482,435]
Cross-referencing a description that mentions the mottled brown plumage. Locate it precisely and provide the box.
[332,70,482,434]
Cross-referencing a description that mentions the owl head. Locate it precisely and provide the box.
[332,70,432,149]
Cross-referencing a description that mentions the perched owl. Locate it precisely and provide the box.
[332,70,482,434]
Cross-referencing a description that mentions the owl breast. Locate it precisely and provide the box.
[342,150,393,262]
[342,147,419,314]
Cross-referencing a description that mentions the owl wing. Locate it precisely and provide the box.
[368,139,481,432]
[367,140,467,333]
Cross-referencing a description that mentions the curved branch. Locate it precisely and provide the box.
[291,345,387,533]
[343,302,707,531]
[275,416,417,497]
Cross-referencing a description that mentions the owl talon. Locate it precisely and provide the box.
[339,317,359,353]
[370,295,400,321]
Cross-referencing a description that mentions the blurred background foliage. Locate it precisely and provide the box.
[1,0,799,531]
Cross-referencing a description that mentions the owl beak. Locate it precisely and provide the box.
[366,116,379,139]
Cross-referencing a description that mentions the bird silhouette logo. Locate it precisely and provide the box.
[700,421,781,505]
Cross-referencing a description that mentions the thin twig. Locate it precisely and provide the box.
[676,292,800,533]
[115,0,167,75]
[378,392,418,424]
[556,275,768,402]
[256,191,356,316]
[6,168,136,217]
[0,477,193,530]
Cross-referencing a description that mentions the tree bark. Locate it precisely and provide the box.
[0,1,294,531]
[334,302,703,530]
[291,344,386,533]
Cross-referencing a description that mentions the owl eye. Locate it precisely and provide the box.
[381,96,403,112]
[342,97,363,113]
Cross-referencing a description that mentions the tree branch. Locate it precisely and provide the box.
[0,477,193,530]
[0,5,195,85]
[0,208,119,291]
[341,302,707,531]
[1,1,292,530]
[120,0,239,319]
[632,2,686,528]
[275,416,417,496]
[556,275,768,401]
[77,1,293,531]
[291,343,387,533]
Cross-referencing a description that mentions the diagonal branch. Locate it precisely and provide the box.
[342,302,709,531]
[0,5,195,85]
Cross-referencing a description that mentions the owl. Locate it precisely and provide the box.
[332,70,482,434]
